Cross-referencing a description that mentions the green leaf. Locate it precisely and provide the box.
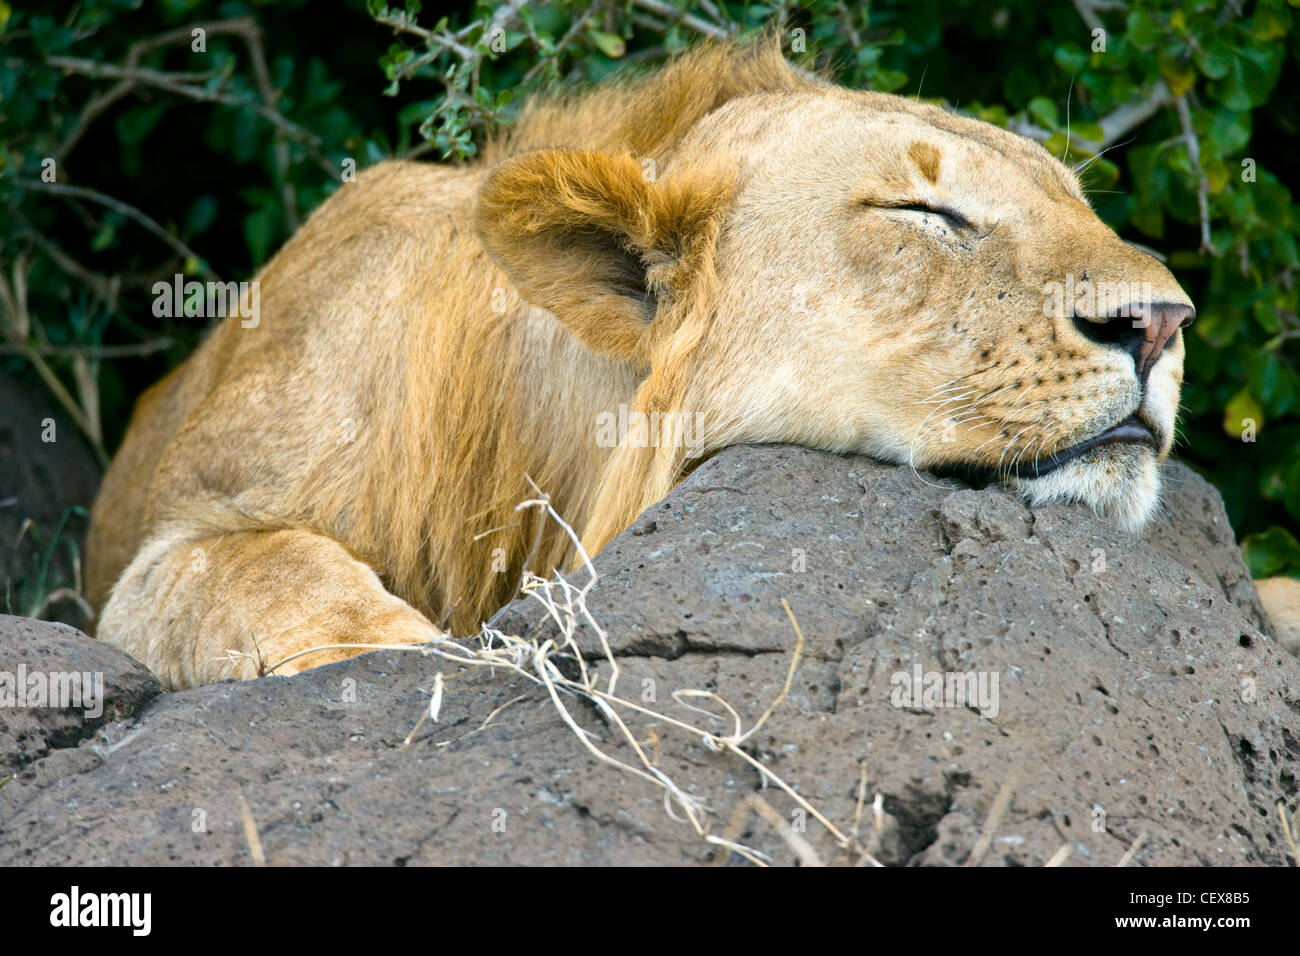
[587,29,626,59]
[1213,46,1283,110]
[1247,351,1287,411]
[1236,45,1284,103]
[872,69,908,93]
[243,207,277,267]
[1070,121,1105,144]
[1126,11,1163,51]
[1250,0,1290,40]
[1224,387,1264,438]
[1053,44,1087,73]
[1195,40,1233,79]
[1203,155,1231,193]
[1241,527,1300,578]
[186,196,218,235]
[90,219,117,253]
[1206,108,1251,156]
[1027,96,1058,129]
[1127,145,1171,238]
[1159,55,1196,97]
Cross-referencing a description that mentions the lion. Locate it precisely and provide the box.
[84,37,1295,689]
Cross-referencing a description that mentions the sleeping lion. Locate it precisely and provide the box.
[84,38,1300,688]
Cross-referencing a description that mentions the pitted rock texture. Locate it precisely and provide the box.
[0,614,162,776]
[0,445,1297,866]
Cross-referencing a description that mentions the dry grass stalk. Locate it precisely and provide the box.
[238,491,870,865]
[1116,830,1148,867]
[236,789,265,867]
[967,777,1017,867]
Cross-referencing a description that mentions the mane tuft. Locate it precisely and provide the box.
[484,31,825,163]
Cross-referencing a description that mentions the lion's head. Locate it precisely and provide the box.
[476,39,1193,546]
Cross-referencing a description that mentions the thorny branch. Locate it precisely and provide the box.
[377,0,737,154]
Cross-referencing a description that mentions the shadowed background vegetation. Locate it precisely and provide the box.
[1,0,1297,618]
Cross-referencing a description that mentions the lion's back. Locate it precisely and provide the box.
[85,160,486,614]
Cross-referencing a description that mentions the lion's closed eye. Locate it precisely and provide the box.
[861,199,974,232]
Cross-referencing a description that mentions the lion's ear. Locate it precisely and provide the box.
[473,149,730,362]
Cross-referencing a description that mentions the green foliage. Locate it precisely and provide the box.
[4,505,90,620]
[1242,524,1300,577]
[1,0,1297,575]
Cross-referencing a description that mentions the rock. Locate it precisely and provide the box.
[0,371,101,629]
[0,614,162,775]
[0,445,1296,866]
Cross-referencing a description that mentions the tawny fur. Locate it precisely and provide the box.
[85,36,1294,688]
[1256,577,1300,657]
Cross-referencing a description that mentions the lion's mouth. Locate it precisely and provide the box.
[1014,415,1159,480]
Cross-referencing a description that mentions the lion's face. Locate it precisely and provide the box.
[476,68,1195,541]
[687,90,1194,531]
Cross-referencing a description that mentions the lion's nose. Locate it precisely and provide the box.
[1071,302,1195,380]
[1133,302,1195,378]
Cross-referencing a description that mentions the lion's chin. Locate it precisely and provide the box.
[1011,445,1162,533]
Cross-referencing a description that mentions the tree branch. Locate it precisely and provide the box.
[630,0,732,40]
[0,339,174,359]
[1008,79,1173,153]
[20,180,212,275]
[1071,0,1106,34]
[1009,0,1172,155]
[1095,79,1172,147]
[49,18,339,182]
[1176,95,1215,254]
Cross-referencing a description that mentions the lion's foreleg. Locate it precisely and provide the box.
[97,526,442,689]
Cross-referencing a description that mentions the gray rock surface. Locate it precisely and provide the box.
[0,615,161,776]
[1,445,1297,866]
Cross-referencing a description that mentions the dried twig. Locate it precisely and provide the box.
[1117,830,1148,867]
[236,790,266,866]
[1045,844,1074,867]
[0,259,105,456]
[967,777,1017,866]
[1070,0,1106,34]
[247,490,860,865]
[1279,802,1299,867]
[49,16,338,185]
[57,17,255,161]
[0,339,174,359]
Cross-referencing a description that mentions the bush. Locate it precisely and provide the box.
[1,0,1296,576]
